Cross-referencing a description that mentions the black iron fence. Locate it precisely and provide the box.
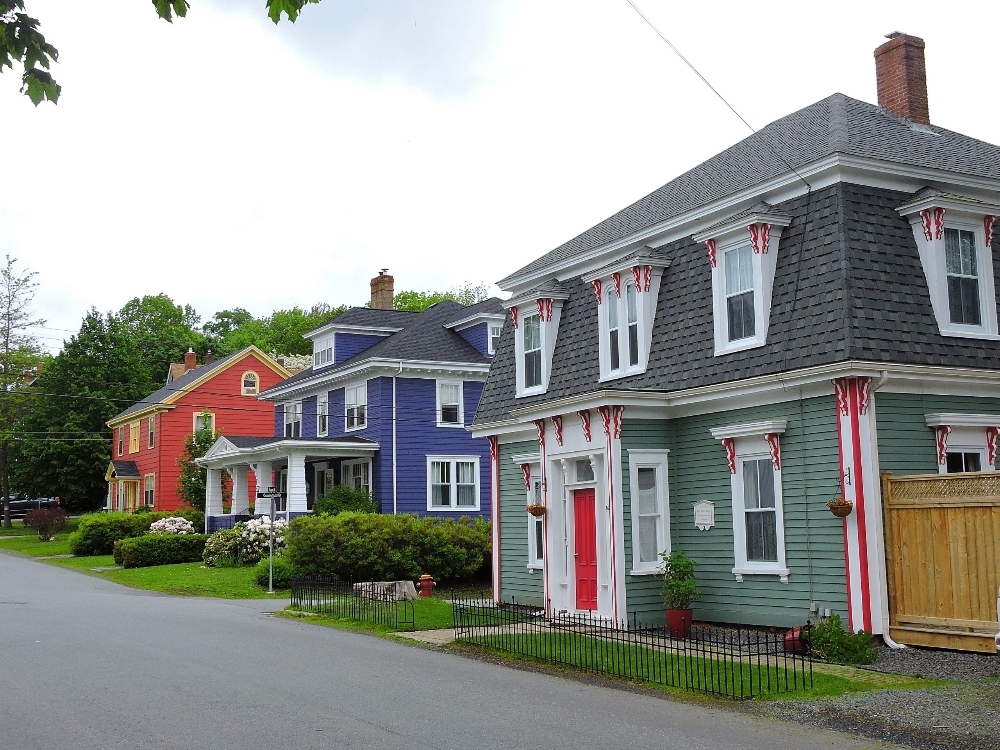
[291,577,415,631]
[452,597,813,699]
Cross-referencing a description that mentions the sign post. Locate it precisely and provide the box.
[256,487,283,594]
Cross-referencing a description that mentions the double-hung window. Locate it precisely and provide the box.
[317,394,328,437]
[341,459,371,496]
[489,324,502,355]
[527,473,543,568]
[742,458,777,562]
[437,381,463,426]
[117,426,124,456]
[345,383,367,430]
[129,421,140,453]
[607,289,621,371]
[283,403,301,437]
[313,336,333,368]
[626,285,639,367]
[594,274,658,380]
[147,414,155,449]
[945,228,982,326]
[725,245,755,342]
[427,456,480,511]
[195,411,215,433]
[627,450,670,574]
[143,474,155,507]
[522,314,542,389]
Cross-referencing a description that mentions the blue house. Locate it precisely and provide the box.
[199,272,504,528]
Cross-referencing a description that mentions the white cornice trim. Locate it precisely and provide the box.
[303,323,402,341]
[498,153,1000,294]
[924,413,1000,428]
[446,313,507,332]
[710,419,787,440]
[197,438,379,468]
[510,452,541,464]
[692,212,792,243]
[897,194,1000,217]
[261,358,491,400]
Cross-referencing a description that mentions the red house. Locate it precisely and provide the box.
[105,346,291,513]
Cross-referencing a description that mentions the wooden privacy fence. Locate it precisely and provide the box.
[882,471,1000,653]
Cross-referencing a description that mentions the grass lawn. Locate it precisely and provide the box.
[0,518,80,537]
[0,534,75,556]
[283,596,456,634]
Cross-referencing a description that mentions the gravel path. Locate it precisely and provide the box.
[757,644,1000,750]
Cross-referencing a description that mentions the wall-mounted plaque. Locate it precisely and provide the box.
[693,500,715,531]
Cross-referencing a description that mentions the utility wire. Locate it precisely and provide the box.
[623,0,812,190]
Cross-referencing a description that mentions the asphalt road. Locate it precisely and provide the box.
[0,553,897,750]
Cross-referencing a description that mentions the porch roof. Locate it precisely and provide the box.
[106,460,140,481]
[196,435,379,469]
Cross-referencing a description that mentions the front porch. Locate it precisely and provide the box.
[198,435,379,533]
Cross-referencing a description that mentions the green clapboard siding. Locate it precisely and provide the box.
[498,439,544,607]
[875,391,1000,475]
[621,395,847,628]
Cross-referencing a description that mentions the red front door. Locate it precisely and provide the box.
[574,489,598,611]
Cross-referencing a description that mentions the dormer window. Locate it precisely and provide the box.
[606,291,620,371]
[523,314,542,387]
[625,284,639,366]
[488,324,502,355]
[313,335,333,368]
[898,191,999,340]
[693,205,791,356]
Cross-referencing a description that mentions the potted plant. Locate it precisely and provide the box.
[660,549,700,638]
[525,503,546,517]
[826,497,854,518]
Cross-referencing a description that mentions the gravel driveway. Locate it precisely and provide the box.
[758,644,1000,750]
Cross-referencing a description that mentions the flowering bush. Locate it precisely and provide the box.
[149,516,196,535]
[203,528,241,567]
[238,517,287,564]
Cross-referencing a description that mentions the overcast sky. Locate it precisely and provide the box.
[3,0,999,353]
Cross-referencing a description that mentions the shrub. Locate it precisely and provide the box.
[255,555,294,589]
[149,517,196,535]
[287,513,490,583]
[314,485,378,516]
[23,507,69,540]
[237,517,287,564]
[808,614,877,665]
[203,527,241,567]
[659,549,700,609]
[133,505,152,515]
[113,534,209,568]
[69,510,205,556]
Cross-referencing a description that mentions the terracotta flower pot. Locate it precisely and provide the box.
[666,608,693,639]
[826,498,854,518]
[526,503,546,517]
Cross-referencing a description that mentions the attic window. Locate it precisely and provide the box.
[509,290,568,397]
[242,371,259,396]
[488,324,502,355]
[587,264,662,382]
[313,335,334,368]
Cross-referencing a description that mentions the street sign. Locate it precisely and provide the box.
[257,486,282,499]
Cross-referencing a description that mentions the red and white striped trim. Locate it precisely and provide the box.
[591,279,602,304]
[987,426,999,466]
[722,437,736,473]
[631,265,642,291]
[520,463,531,490]
[597,405,623,621]
[611,272,622,297]
[578,409,592,442]
[488,435,500,603]
[533,418,550,615]
[510,307,518,329]
[535,298,554,322]
[986,215,996,248]
[764,433,781,470]
[919,207,946,240]
[705,239,717,268]
[552,415,564,446]
[935,425,952,465]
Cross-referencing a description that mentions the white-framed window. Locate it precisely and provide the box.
[900,202,1000,340]
[522,314,542,389]
[488,324,502,355]
[437,380,463,427]
[627,450,670,574]
[925,414,1000,474]
[625,284,639,367]
[143,474,155,507]
[283,402,301,438]
[526,470,543,569]
[315,463,336,497]
[313,335,334,368]
[341,459,371,496]
[194,411,216,433]
[117,482,125,511]
[946,451,984,473]
[241,371,259,396]
[317,393,329,437]
[724,245,755,342]
[426,456,480,511]
[117,426,124,456]
[345,382,367,430]
[592,273,661,381]
[607,289,621,372]
[129,421,140,453]
[147,414,155,449]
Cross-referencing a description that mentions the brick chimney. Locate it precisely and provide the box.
[874,32,930,124]
[370,269,395,310]
[183,347,197,372]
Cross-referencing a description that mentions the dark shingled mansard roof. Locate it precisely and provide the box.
[262,298,506,395]
[501,94,1000,285]
[474,95,1000,426]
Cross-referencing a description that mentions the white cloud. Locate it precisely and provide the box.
[1,0,998,352]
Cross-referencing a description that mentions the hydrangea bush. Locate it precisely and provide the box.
[203,518,288,567]
[149,517,196,535]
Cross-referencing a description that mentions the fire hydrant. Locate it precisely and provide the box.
[417,574,436,597]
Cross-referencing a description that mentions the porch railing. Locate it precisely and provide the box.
[290,577,415,631]
[452,597,813,700]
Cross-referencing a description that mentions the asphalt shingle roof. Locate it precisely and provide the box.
[224,435,377,448]
[501,94,1000,285]
[110,460,140,479]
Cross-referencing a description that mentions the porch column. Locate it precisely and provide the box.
[253,461,273,516]
[205,468,224,517]
[287,452,308,513]
[230,465,250,515]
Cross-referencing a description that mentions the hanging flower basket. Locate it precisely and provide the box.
[526,503,546,517]
[826,498,854,518]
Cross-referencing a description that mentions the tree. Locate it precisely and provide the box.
[116,294,205,386]
[0,255,44,527]
[11,310,149,513]
[202,308,255,341]
[204,303,344,357]
[2,0,321,105]
[176,416,227,511]
[393,282,491,312]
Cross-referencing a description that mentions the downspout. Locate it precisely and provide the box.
[393,361,402,515]
[870,369,905,648]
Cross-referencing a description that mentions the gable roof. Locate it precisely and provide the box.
[108,346,290,425]
[261,299,506,397]
[501,93,1000,286]
[106,460,140,480]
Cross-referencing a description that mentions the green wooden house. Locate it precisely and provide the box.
[472,35,1000,652]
